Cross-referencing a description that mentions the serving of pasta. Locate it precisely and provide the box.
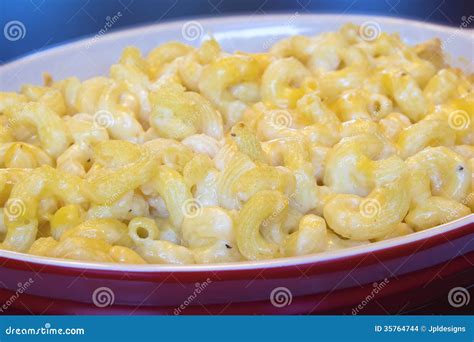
[0,23,472,265]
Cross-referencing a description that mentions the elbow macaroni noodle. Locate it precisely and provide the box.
[0,23,472,264]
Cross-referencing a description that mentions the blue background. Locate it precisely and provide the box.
[0,316,473,341]
[0,0,473,63]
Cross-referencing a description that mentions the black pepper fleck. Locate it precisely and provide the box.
[225,244,232,249]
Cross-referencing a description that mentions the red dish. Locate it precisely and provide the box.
[0,15,473,315]
[0,215,472,315]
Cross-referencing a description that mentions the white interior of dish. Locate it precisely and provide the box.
[0,14,472,271]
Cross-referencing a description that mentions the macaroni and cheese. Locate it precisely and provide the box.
[0,23,472,264]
